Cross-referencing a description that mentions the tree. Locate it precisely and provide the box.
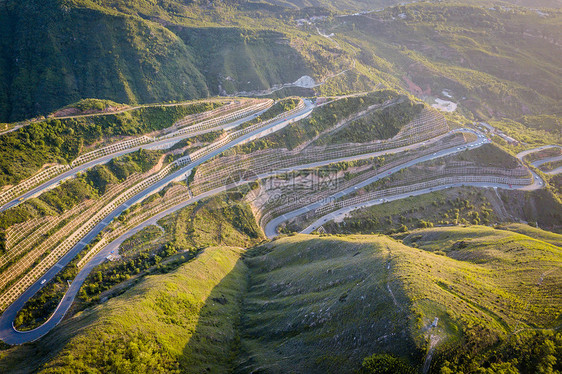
[360,354,416,374]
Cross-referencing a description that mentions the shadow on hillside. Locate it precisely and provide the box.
[180,243,423,374]
[179,257,248,373]
[169,26,313,96]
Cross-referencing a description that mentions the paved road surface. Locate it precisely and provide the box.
[516,145,562,162]
[515,145,561,177]
[0,112,465,344]
[0,101,313,345]
[0,113,541,343]
[0,124,24,136]
[264,132,489,237]
[545,167,562,175]
[532,155,562,168]
[302,182,527,234]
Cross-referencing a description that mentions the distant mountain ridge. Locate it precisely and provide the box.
[0,0,560,123]
[255,0,562,10]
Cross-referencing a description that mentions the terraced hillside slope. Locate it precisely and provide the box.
[305,143,562,234]
[0,85,556,298]
[2,87,558,332]
[1,227,560,373]
[0,0,560,371]
[0,95,299,313]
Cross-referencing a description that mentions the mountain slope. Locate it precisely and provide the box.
[170,26,312,95]
[325,3,562,120]
[1,226,560,373]
[1,1,560,124]
[0,1,320,122]
[241,229,562,372]
[0,0,212,122]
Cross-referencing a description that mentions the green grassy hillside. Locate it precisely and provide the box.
[12,193,264,331]
[400,226,562,372]
[496,223,562,247]
[0,0,346,122]
[238,234,421,373]
[316,99,423,144]
[0,1,309,122]
[236,90,403,153]
[0,100,218,188]
[2,227,560,373]
[0,246,248,373]
[327,3,562,120]
[171,27,312,95]
[242,230,562,373]
[0,0,211,122]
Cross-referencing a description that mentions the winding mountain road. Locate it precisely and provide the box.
[264,132,492,238]
[515,145,562,176]
[515,145,561,161]
[0,120,470,344]
[265,135,545,238]
[301,181,533,235]
[0,104,548,345]
[531,155,562,168]
[0,100,313,345]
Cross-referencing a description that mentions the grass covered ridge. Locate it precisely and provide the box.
[41,246,247,373]
[2,226,560,373]
[238,234,420,372]
[0,247,249,373]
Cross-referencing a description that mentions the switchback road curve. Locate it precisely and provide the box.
[265,134,545,238]
[0,111,544,344]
